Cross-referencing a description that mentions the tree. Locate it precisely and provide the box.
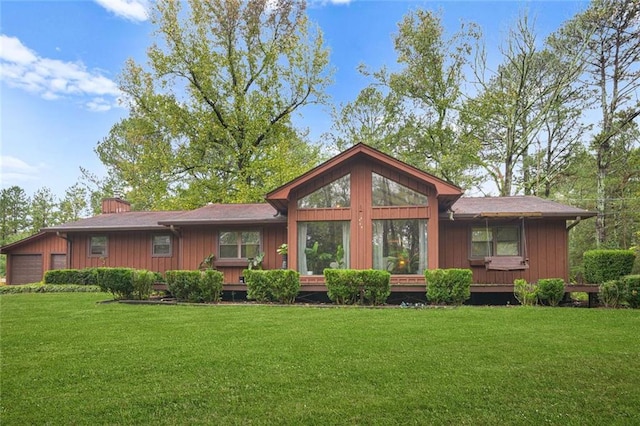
[30,187,58,233]
[462,14,585,196]
[58,183,89,223]
[553,0,640,245]
[93,0,330,209]
[0,186,30,243]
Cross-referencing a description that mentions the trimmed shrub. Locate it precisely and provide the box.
[513,278,537,306]
[96,268,134,299]
[165,270,202,302]
[324,269,391,305]
[0,283,103,294]
[599,280,623,308]
[132,269,156,300]
[621,275,640,309]
[244,270,300,304]
[537,278,565,307]
[43,268,98,285]
[199,269,224,303]
[425,269,472,305]
[584,250,636,284]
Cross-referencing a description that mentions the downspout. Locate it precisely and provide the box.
[56,232,72,268]
[169,225,182,270]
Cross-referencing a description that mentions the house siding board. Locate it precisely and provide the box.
[4,233,67,284]
[439,219,569,284]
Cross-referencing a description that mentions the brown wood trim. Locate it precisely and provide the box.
[215,259,250,268]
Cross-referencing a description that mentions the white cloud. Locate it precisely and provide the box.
[0,34,122,111]
[94,0,149,22]
[0,156,45,185]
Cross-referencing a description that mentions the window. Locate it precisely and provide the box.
[372,219,427,274]
[471,226,520,258]
[298,221,350,275]
[89,236,107,257]
[298,174,350,209]
[219,231,261,259]
[372,173,428,206]
[152,235,172,257]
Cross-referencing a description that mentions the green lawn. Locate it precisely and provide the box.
[1,294,639,425]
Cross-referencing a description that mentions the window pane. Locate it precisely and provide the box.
[298,222,349,275]
[219,231,238,258]
[298,175,350,208]
[471,228,492,242]
[153,235,171,255]
[497,242,519,256]
[372,219,427,274]
[372,173,428,206]
[496,227,518,241]
[90,236,107,256]
[471,242,492,257]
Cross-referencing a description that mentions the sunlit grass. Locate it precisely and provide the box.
[1,293,639,424]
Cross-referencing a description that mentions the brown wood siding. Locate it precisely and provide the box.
[68,231,179,273]
[439,219,569,284]
[5,233,67,284]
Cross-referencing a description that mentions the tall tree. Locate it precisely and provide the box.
[0,186,30,243]
[30,187,58,233]
[94,0,330,209]
[58,183,89,224]
[553,0,640,245]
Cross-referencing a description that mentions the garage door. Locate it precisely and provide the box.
[11,254,43,285]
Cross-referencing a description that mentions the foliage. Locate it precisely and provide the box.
[132,269,156,300]
[324,269,391,305]
[276,244,288,255]
[583,249,636,283]
[96,268,135,300]
[44,268,98,285]
[425,268,472,305]
[598,280,624,308]
[536,278,565,307]
[247,252,265,270]
[165,270,223,303]
[0,284,103,294]
[513,278,538,306]
[244,269,300,304]
[29,187,58,233]
[198,253,216,271]
[621,275,640,309]
[91,0,330,209]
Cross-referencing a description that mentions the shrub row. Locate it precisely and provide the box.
[425,269,472,305]
[0,283,103,294]
[513,278,566,306]
[598,275,640,308]
[165,270,223,303]
[44,268,99,285]
[324,269,391,305]
[584,249,635,284]
[244,269,300,304]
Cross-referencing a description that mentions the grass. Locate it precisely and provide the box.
[1,294,639,425]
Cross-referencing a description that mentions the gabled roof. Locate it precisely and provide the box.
[0,232,51,253]
[266,143,463,213]
[447,196,596,220]
[158,203,284,225]
[44,211,182,232]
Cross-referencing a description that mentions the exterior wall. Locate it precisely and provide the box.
[286,157,439,274]
[67,231,179,273]
[439,219,569,284]
[5,233,67,284]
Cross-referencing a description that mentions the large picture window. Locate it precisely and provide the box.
[89,236,107,257]
[219,231,260,259]
[152,235,172,257]
[471,226,520,258]
[298,174,350,209]
[298,221,350,275]
[372,173,428,206]
[372,219,427,274]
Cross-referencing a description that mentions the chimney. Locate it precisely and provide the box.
[101,198,131,214]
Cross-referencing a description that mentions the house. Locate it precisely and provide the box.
[1,144,595,298]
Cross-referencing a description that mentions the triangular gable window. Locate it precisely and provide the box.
[298,174,350,209]
[372,172,428,206]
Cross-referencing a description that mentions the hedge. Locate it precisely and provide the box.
[425,269,472,305]
[96,268,135,299]
[0,283,103,294]
[622,275,640,309]
[244,269,300,304]
[44,268,98,285]
[165,270,223,303]
[324,269,391,305]
[537,278,565,307]
[584,250,635,284]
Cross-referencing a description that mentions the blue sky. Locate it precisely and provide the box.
[1,0,589,199]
